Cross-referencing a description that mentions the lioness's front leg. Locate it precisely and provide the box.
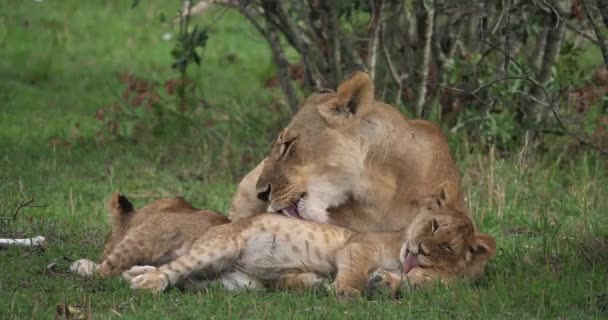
[130,225,242,293]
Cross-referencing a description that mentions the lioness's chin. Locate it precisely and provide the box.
[275,196,332,224]
[300,196,331,223]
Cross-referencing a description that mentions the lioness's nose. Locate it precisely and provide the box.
[256,183,271,202]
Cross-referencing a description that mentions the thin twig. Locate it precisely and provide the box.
[238,3,299,113]
[0,199,48,222]
[433,62,608,155]
[380,24,401,88]
[582,0,608,69]
[535,2,601,46]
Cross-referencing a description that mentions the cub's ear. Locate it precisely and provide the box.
[318,71,374,125]
[470,233,497,260]
[425,182,462,210]
[107,192,134,219]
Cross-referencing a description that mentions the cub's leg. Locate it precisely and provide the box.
[220,270,264,292]
[70,234,152,278]
[122,265,158,281]
[332,244,375,299]
[95,227,161,277]
[274,272,327,291]
[130,225,242,293]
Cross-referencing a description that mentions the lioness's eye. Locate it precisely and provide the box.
[279,138,295,159]
[441,244,452,252]
[431,219,439,233]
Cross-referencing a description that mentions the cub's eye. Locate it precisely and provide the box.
[441,244,452,252]
[279,138,295,159]
[431,218,439,234]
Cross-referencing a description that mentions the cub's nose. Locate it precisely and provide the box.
[256,183,271,202]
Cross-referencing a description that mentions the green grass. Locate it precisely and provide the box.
[1,1,607,319]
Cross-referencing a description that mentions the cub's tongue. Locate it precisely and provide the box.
[403,254,419,274]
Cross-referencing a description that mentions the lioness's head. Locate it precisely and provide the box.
[256,72,382,223]
[400,191,496,283]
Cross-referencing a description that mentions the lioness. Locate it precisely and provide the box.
[229,72,466,234]
[70,193,229,282]
[130,190,496,297]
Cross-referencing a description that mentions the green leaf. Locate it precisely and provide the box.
[192,51,201,65]
[131,0,140,9]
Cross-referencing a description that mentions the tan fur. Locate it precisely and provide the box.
[228,159,269,221]
[70,192,229,279]
[230,71,466,234]
[130,193,496,297]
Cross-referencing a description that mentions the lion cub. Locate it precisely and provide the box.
[130,192,496,297]
[70,192,229,282]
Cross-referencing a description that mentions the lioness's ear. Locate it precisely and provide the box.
[318,71,374,125]
[470,234,497,259]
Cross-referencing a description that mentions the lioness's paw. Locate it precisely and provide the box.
[69,259,99,277]
[365,269,402,299]
[122,265,157,282]
[130,271,169,293]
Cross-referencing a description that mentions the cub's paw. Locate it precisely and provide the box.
[334,285,362,301]
[69,259,99,277]
[365,269,402,299]
[130,271,169,293]
[122,265,157,282]
[405,267,444,287]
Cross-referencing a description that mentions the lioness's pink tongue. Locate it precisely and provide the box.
[283,204,299,218]
[403,255,419,274]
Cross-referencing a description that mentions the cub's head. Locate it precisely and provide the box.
[400,191,496,283]
[101,192,136,260]
[256,72,378,223]
[101,192,195,260]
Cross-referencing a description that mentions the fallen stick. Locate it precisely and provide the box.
[0,236,46,248]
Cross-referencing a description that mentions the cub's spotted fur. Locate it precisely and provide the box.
[131,192,496,297]
[70,193,229,283]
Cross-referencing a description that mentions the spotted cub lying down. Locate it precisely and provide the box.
[130,192,496,297]
[70,192,229,288]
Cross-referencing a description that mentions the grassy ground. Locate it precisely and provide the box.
[1,1,607,319]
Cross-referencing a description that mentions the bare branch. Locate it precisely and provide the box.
[433,50,608,155]
[261,0,319,88]
[535,1,602,47]
[413,0,435,118]
[482,39,529,76]
[527,12,564,122]
[366,0,384,80]
[1,199,48,222]
[598,0,608,27]
[583,0,608,69]
[238,4,300,113]
[326,3,342,86]
[0,236,46,248]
